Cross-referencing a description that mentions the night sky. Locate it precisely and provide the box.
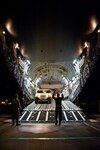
[0,0,100,61]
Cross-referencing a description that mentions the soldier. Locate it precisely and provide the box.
[12,94,21,126]
[53,89,64,125]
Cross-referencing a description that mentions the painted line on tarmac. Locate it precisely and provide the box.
[84,122,100,132]
[0,136,100,140]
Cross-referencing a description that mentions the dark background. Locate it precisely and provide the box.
[0,0,100,114]
[0,0,100,60]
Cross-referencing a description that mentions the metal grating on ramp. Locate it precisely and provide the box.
[19,101,87,123]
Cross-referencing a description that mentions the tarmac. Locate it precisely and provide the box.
[0,113,100,150]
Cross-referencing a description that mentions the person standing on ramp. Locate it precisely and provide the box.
[53,89,64,125]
